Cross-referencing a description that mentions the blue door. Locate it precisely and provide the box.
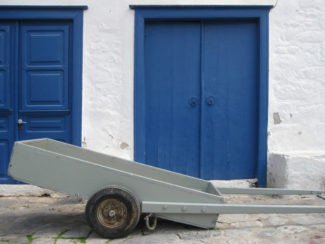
[0,22,16,184]
[19,22,72,142]
[141,20,258,179]
[0,21,79,183]
[144,22,201,177]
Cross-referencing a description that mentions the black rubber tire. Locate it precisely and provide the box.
[86,186,140,239]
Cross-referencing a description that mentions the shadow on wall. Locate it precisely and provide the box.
[267,154,288,188]
[268,153,325,190]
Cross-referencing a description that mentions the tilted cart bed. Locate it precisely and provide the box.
[8,139,325,238]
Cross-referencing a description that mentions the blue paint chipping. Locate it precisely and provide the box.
[0,6,86,183]
[133,7,269,186]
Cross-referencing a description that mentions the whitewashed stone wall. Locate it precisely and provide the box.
[1,0,324,189]
[268,0,325,189]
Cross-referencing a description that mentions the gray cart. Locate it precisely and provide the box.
[8,139,325,239]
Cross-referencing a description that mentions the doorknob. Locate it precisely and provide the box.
[17,119,27,125]
[17,119,27,130]
[206,96,215,106]
[188,97,198,107]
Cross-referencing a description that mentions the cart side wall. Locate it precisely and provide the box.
[22,139,48,149]
[23,139,212,193]
[157,213,218,229]
[9,142,223,205]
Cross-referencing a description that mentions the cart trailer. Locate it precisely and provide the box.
[8,139,325,239]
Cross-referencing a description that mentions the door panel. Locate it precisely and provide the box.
[0,22,15,183]
[0,18,81,184]
[0,25,11,110]
[19,22,72,143]
[201,20,258,179]
[0,141,9,177]
[18,114,70,142]
[141,20,259,180]
[144,21,201,177]
[20,23,69,111]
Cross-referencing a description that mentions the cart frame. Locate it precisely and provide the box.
[8,139,325,237]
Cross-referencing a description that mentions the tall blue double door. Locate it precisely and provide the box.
[142,20,259,180]
[0,21,75,183]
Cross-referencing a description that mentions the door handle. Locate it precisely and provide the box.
[206,96,215,106]
[17,119,27,125]
[17,119,27,130]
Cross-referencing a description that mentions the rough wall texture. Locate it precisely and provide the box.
[269,0,325,154]
[1,0,324,188]
[268,153,325,190]
[268,0,325,189]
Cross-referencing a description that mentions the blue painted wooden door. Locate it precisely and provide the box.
[0,22,16,184]
[144,22,201,177]
[143,20,258,179]
[0,21,74,183]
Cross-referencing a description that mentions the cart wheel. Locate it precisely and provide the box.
[86,186,140,239]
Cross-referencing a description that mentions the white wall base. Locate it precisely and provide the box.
[268,153,325,190]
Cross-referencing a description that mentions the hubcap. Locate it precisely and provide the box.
[96,198,128,228]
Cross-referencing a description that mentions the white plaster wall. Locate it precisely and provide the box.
[268,153,325,190]
[1,0,324,187]
[268,0,325,155]
[0,0,275,160]
[267,0,325,189]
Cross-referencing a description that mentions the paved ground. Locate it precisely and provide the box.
[0,193,325,244]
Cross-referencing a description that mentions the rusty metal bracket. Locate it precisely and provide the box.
[144,213,157,231]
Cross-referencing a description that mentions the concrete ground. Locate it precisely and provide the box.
[1,191,325,244]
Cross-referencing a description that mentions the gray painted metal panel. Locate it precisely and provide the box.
[8,139,325,230]
[218,187,323,195]
[142,201,325,214]
[156,213,219,229]
[8,139,223,228]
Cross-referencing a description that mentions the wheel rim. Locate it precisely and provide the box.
[96,198,128,228]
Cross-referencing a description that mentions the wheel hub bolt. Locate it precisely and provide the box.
[109,210,116,217]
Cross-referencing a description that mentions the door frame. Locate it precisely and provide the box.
[0,5,87,146]
[0,6,86,184]
[131,6,271,186]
